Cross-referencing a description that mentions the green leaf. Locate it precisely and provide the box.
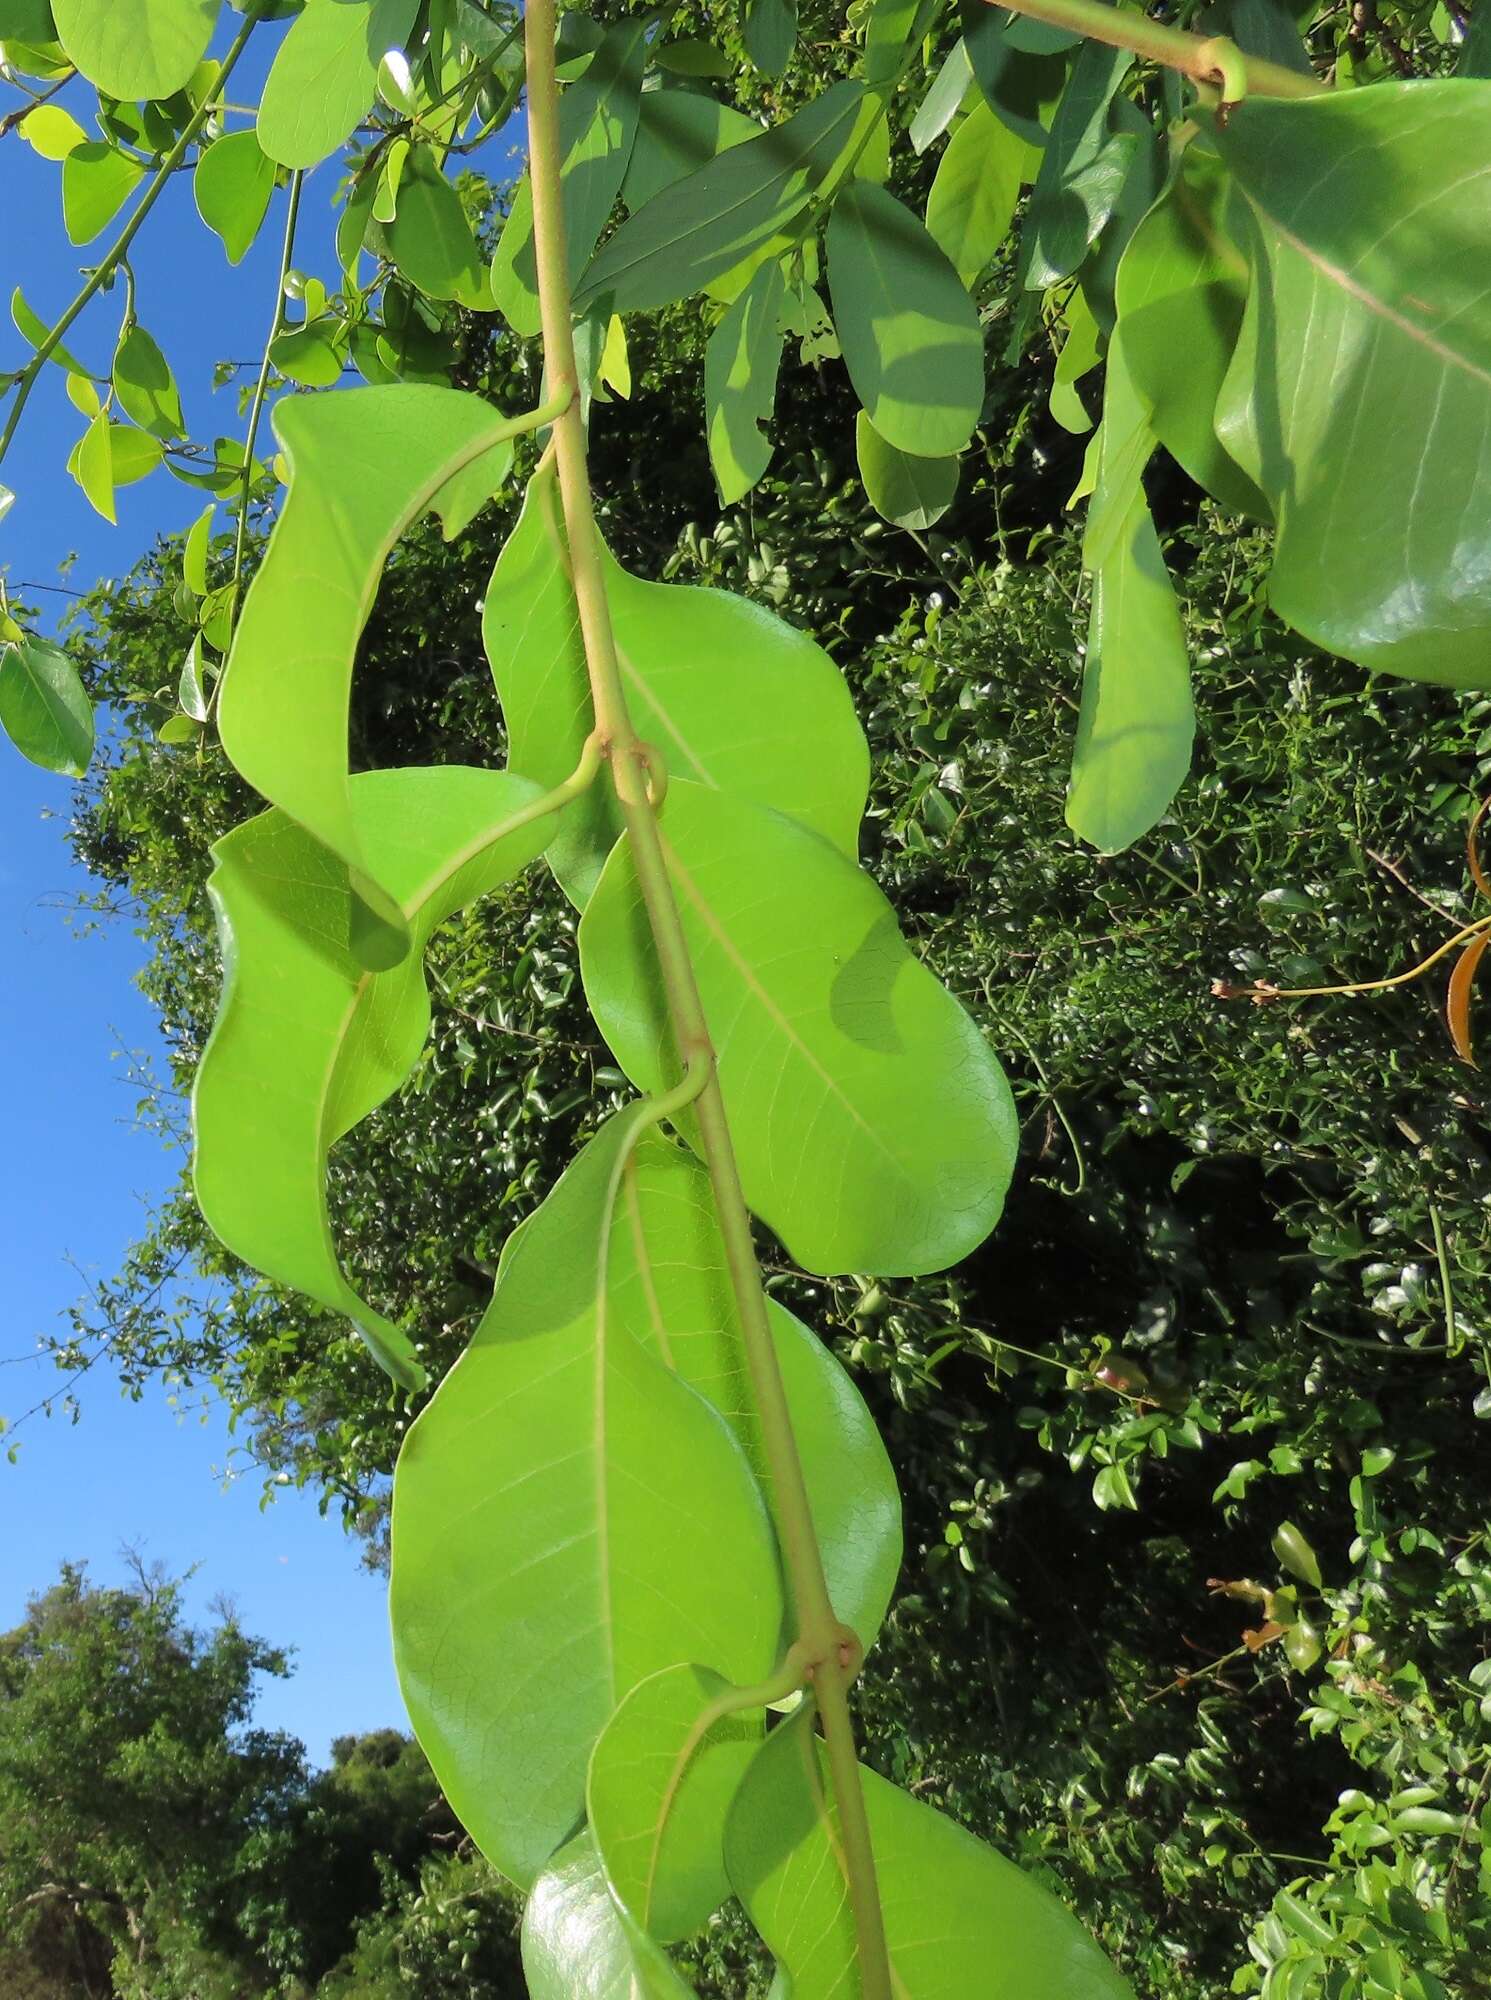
[925,98,1025,288]
[73,408,115,521]
[1272,1519,1323,1589]
[621,88,760,212]
[909,39,973,154]
[12,286,90,375]
[655,38,732,78]
[62,143,145,246]
[194,765,555,1391]
[178,635,209,721]
[1065,341,1193,854]
[727,1709,1136,1998]
[1022,40,1135,289]
[194,129,276,264]
[864,0,937,89]
[743,0,795,76]
[113,324,185,440]
[827,178,984,458]
[856,409,958,528]
[705,260,785,504]
[389,1109,783,1887]
[482,459,868,906]
[0,634,93,775]
[268,318,345,386]
[157,712,202,746]
[0,1,57,41]
[1215,80,1491,687]
[490,17,649,333]
[217,385,521,970]
[1462,1,1491,75]
[589,1662,763,1943]
[1114,149,1266,518]
[1050,286,1101,434]
[962,2,1069,149]
[105,424,164,485]
[574,80,866,313]
[51,0,217,100]
[385,146,488,304]
[580,781,1017,1276]
[258,0,420,169]
[610,1130,903,1650]
[19,103,86,158]
[183,502,214,594]
[522,1834,699,1999]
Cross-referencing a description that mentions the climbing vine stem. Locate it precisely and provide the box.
[522,1,894,1991]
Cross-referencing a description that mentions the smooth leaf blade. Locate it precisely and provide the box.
[0,634,94,776]
[924,98,1025,287]
[390,1111,783,1888]
[482,461,869,906]
[827,179,984,458]
[522,1834,700,1999]
[52,0,217,100]
[193,765,555,1389]
[728,1710,1137,1998]
[195,129,276,264]
[856,410,958,528]
[62,143,145,246]
[705,260,786,503]
[580,782,1018,1277]
[258,0,420,169]
[1215,80,1491,686]
[217,384,521,968]
[386,146,487,303]
[113,324,185,440]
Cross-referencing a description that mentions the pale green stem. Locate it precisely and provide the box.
[990,0,1328,98]
[0,3,269,472]
[521,3,893,1994]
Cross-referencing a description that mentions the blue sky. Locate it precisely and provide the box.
[1,17,425,1762]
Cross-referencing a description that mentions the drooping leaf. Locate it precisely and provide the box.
[389,1110,783,1888]
[62,143,145,246]
[574,81,866,313]
[727,1709,1136,1999]
[1271,1520,1323,1589]
[612,1129,902,1646]
[1022,39,1135,289]
[194,129,276,264]
[1066,341,1193,854]
[827,178,984,458]
[1448,931,1491,1065]
[102,425,164,485]
[621,87,760,212]
[482,460,869,906]
[743,0,795,76]
[589,1662,763,1944]
[0,634,94,775]
[924,98,1025,287]
[522,1834,700,2000]
[1114,148,1267,518]
[194,764,555,1391]
[113,324,185,440]
[51,0,217,101]
[217,385,522,969]
[73,408,115,521]
[12,286,91,376]
[1049,286,1102,435]
[863,0,938,88]
[580,781,1018,1276]
[705,260,785,504]
[855,410,959,528]
[385,146,488,303]
[183,503,215,595]
[269,317,345,386]
[1215,81,1491,686]
[178,635,210,721]
[258,0,420,169]
[909,39,973,155]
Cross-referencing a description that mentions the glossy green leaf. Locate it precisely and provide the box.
[827,179,983,458]
[482,459,868,906]
[575,81,866,313]
[385,146,487,304]
[589,1662,762,1943]
[610,1129,902,1648]
[522,1834,699,2000]
[194,765,555,1391]
[1022,40,1134,289]
[178,636,210,721]
[52,0,217,100]
[728,1709,1136,1999]
[856,410,958,528]
[490,17,648,331]
[743,0,795,76]
[925,98,1024,288]
[581,782,1017,1276]
[73,408,114,521]
[1066,341,1192,854]
[389,1110,783,1887]
[268,318,344,386]
[705,260,785,504]
[183,502,214,595]
[1114,149,1266,518]
[621,88,760,212]
[194,129,276,264]
[1215,81,1491,687]
[0,634,93,775]
[258,0,420,169]
[62,143,145,246]
[113,324,185,440]
[12,286,90,376]
[218,385,521,970]
[1272,1519,1323,1589]
[909,39,973,155]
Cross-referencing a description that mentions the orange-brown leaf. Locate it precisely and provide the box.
[1446,930,1491,1065]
